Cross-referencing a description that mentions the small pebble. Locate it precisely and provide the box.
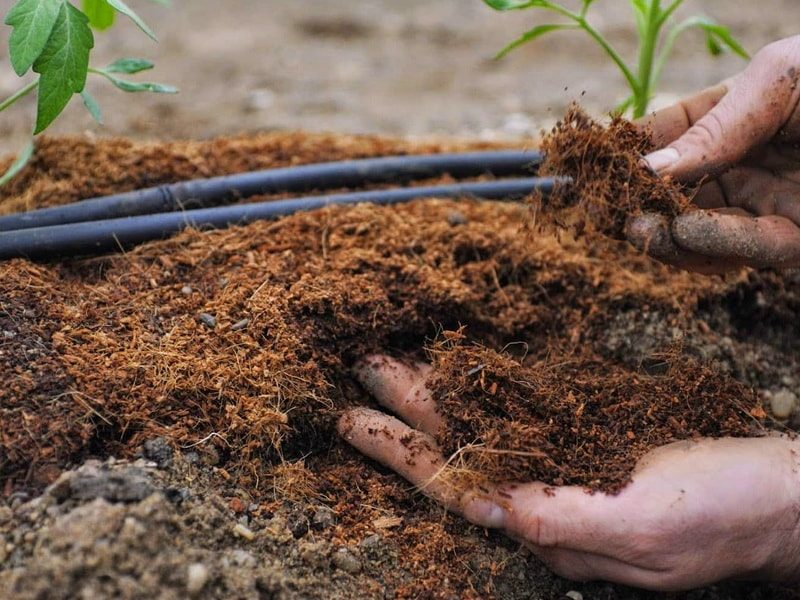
[231,318,250,331]
[198,313,217,329]
[186,563,209,596]
[446,210,468,226]
[770,389,797,420]
[229,549,257,568]
[565,592,583,600]
[233,523,255,541]
[288,511,309,539]
[332,547,361,573]
[311,506,336,530]
[142,437,174,468]
[181,285,193,295]
[359,533,384,560]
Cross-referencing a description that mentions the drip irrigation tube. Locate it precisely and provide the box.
[0,150,542,232]
[0,177,555,260]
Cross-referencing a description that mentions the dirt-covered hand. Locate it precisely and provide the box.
[339,355,800,590]
[628,35,800,272]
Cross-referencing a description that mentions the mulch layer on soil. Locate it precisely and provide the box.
[2,130,799,599]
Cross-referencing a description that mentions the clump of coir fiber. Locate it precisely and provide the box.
[428,334,766,493]
[538,105,692,238]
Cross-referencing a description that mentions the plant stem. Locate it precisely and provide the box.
[658,0,685,26]
[578,17,639,97]
[0,81,38,113]
[633,1,662,118]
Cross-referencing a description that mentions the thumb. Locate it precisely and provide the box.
[644,39,800,182]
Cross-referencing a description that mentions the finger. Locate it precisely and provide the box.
[625,213,743,274]
[636,83,729,148]
[339,410,652,564]
[672,211,800,268]
[353,354,441,434]
[692,180,727,210]
[645,40,800,181]
[338,407,447,495]
[715,166,800,225]
[337,407,505,528]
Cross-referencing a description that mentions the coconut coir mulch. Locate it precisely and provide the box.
[0,124,765,492]
[538,105,692,237]
[429,336,763,493]
[0,127,796,599]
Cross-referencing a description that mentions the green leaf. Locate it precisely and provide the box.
[706,32,723,56]
[482,0,553,11]
[98,71,177,93]
[33,2,94,134]
[106,57,154,74]
[674,16,749,60]
[4,0,63,76]
[0,139,35,187]
[81,89,103,123]
[83,0,116,30]
[612,94,635,116]
[105,0,157,41]
[701,22,749,59]
[146,0,171,5]
[495,23,578,59]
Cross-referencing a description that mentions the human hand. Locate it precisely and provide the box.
[339,355,800,590]
[627,35,800,272]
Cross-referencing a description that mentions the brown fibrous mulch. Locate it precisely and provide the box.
[0,127,796,599]
[538,105,692,238]
[429,334,765,494]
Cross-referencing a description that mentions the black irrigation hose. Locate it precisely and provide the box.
[0,150,542,232]
[0,177,555,260]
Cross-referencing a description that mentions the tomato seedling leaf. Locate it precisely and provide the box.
[483,0,552,10]
[100,72,177,93]
[105,0,157,41]
[33,2,94,134]
[83,0,116,30]
[81,89,103,123]
[496,23,578,59]
[106,57,155,74]
[5,0,63,76]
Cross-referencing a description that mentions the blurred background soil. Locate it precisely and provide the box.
[0,0,797,154]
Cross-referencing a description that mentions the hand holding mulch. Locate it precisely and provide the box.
[339,353,800,591]
[629,35,800,273]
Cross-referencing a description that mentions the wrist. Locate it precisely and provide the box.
[757,437,800,582]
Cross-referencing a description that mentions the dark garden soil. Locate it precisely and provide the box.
[1,131,799,599]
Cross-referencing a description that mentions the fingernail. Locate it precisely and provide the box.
[643,147,680,173]
[464,497,506,529]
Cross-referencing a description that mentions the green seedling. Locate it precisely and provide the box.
[483,0,748,118]
[0,0,177,186]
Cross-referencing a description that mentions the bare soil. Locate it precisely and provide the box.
[1,131,800,599]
